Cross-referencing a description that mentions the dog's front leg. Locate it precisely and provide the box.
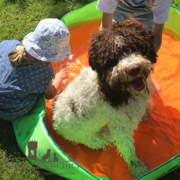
[110,124,149,178]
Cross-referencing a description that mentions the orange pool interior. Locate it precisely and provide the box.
[44,21,180,180]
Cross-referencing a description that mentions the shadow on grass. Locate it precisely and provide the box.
[2,0,27,11]
[0,119,68,180]
[3,0,27,5]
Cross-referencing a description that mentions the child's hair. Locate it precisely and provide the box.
[8,45,47,66]
[8,45,28,66]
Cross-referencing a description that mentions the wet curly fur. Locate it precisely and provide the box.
[89,19,157,107]
[52,19,157,178]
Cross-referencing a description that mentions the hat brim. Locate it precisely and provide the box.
[23,33,71,63]
[64,44,71,58]
[52,43,71,62]
[22,32,45,61]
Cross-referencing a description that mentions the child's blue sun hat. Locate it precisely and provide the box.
[22,18,71,62]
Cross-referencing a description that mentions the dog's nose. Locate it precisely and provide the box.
[126,64,141,76]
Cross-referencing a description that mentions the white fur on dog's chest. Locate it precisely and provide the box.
[53,67,151,133]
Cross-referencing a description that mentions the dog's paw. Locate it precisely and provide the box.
[128,159,149,178]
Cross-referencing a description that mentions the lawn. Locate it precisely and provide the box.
[0,0,180,180]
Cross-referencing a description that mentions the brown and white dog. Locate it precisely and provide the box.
[52,19,157,178]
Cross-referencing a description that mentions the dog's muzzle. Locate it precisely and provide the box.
[129,77,145,91]
[125,64,146,91]
[126,64,141,77]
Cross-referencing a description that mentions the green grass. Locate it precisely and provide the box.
[172,0,180,8]
[0,0,179,42]
[0,0,94,42]
[0,0,180,180]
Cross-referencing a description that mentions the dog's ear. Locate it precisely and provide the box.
[88,30,109,71]
[88,30,124,73]
[89,56,97,71]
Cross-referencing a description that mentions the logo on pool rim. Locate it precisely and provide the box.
[27,140,78,163]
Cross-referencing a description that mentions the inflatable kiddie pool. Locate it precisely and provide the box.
[13,1,180,180]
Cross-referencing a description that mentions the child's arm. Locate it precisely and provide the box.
[152,23,164,52]
[99,12,114,30]
[45,69,68,100]
[97,0,117,30]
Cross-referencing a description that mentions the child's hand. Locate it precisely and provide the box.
[57,69,68,80]
[45,69,69,100]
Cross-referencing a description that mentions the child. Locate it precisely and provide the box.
[0,18,71,121]
[97,0,171,52]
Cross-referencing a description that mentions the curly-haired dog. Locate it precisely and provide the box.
[52,19,157,177]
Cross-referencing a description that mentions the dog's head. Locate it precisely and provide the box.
[88,19,157,107]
